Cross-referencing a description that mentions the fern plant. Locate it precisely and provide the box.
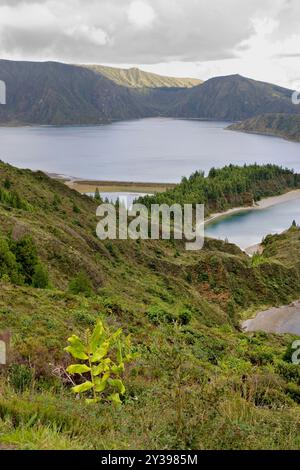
[64,319,135,405]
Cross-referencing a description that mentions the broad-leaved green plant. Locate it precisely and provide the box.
[65,319,134,405]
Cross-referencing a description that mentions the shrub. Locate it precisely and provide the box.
[178,309,192,326]
[277,361,300,385]
[0,237,21,283]
[10,235,38,284]
[247,346,274,366]
[0,235,48,286]
[3,178,12,190]
[0,184,32,211]
[286,383,300,403]
[32,263,49,289]
[72,204,81,214]
[73,309,95,326]
[146,305,177,325]
[69,271,93,296]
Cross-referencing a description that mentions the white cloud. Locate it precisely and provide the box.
[0,0,269,63]
[66,25,108,46]
[0,0,299,87]
[127,1,155,28]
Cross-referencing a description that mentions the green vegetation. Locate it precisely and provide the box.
[139,164,300,216]
[0,161,300,449]
[69,272,93,297]
[32,264,49,289]
[0,232,47,286]
[0,186,31,211]
[65,319,135,405]
[94,188,102,203]
[228,114,300,142]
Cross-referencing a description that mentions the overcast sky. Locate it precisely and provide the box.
[0,0,299,89]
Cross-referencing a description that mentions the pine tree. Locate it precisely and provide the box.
[94,188,102,203]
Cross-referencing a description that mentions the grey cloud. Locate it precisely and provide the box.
[267,0,300,40]
[0,0,295,64]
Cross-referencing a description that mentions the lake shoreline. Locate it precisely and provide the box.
[205,188,300,254]
[242,300,300,336]
[205,188,300,227]
[63,178,176,194]
[228,126,300,144]
[62,173,300,215]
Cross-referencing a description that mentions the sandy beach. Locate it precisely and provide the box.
[64,179,176,194]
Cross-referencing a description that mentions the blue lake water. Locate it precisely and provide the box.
[205,198,300,249]
[1,117,300,247]
[0,118,300,182]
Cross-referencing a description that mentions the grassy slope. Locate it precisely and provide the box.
[84,65,202,88]
[1,163,300,449]
[228,114,300,142]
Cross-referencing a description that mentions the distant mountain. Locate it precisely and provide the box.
[228,113,300,142]
[83,64,202,89]
[0,61,300,126]
[0,60,152,125]
[169,74,300,121]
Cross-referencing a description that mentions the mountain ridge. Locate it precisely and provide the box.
[0,59,152,125]
[83,64,202,88]
[168,74,300,121]
[0,60,299,125]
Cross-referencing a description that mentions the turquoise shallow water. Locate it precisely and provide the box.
[205,198,300,249]
[0,118,300,182]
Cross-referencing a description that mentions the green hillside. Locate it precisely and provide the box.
[0,60,152,125]
[169,75,300,121]
[84,65,202,88]
[228,113,300,142]
[1,162,300,449]
[1,61,300,125]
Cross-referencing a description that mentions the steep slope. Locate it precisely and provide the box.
[170,74,300,121]
[84,64,202,88]
[228,113,300,142]
[2,61,300,125]
[0,60,152,125]
[1,162,300,449]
